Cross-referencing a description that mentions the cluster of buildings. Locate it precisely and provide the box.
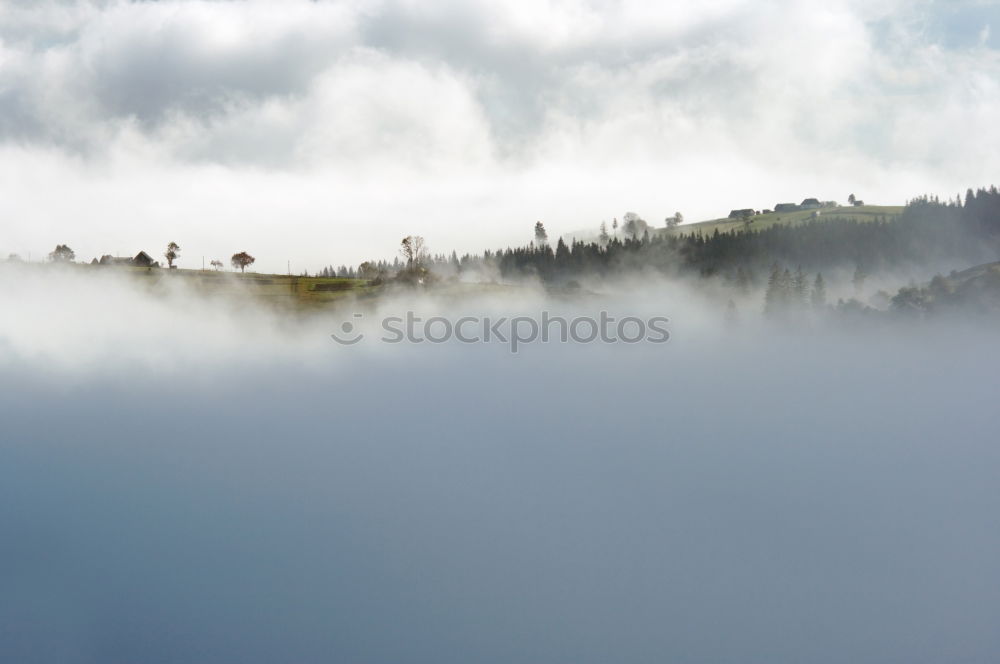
[90,251,159,267]
[728,197,863,220]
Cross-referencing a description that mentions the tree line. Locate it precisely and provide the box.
[339,187,1000,288]
[22,241,259,274]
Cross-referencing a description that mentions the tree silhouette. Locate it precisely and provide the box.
[165,242,180,268]
[400,236,427,268]
[555,237,570,262]
[621,212,648,239]
[358,261,379,280]
[534,221,548,246]
[764,264,796,317]
[793,266,808,304]
[231,252,255,273]
[48,244,75,262]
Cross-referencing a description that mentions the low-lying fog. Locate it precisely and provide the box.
[2,265,998,663]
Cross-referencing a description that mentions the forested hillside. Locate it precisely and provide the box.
[336,187,1000,288]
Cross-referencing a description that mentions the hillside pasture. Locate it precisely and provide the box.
[660,205,904,238]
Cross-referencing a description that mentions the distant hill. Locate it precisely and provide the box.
[562,205,904,244]
[661,205,905,237]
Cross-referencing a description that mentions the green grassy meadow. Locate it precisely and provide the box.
[47,263,375,309]
[659,205,904,238]
[162,270,373,308]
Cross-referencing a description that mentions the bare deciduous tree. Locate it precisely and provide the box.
[400,236,427,268]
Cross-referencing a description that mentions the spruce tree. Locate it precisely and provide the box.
[793,266,808,306]
[598,221,610,246]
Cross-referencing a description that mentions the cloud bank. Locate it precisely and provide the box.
[1,266,999,662]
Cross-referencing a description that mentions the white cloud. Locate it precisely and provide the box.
[0,0,998,270]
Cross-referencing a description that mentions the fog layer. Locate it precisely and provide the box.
[1,267,998,663]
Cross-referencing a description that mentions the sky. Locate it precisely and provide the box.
[1,0,999,271]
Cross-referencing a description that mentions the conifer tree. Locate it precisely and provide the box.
[555,237,570,263]
[598,221,610,246]
[793,266,808,305]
